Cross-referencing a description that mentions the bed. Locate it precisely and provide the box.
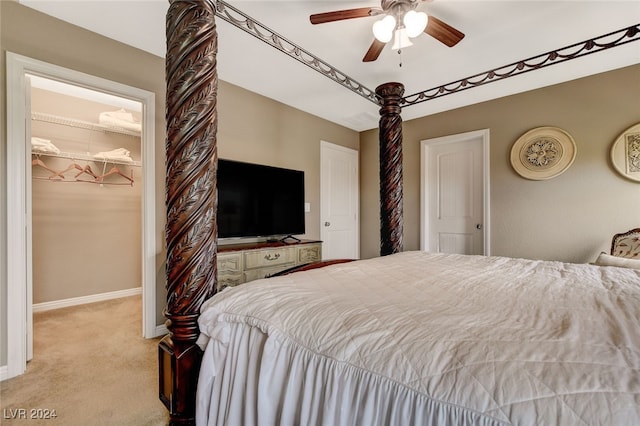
[158,2,639,424]
[194,251,640,425]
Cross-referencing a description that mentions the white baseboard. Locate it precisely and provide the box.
[0,365,8,381]
[155,324,168,337]
[32,287,142,313]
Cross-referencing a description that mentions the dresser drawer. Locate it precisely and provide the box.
[298,244,321,263]
[244,264,295,282]
[244,247,296,270]
[218,252,242,273]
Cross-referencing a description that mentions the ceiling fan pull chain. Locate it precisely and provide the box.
[398,49,403,68]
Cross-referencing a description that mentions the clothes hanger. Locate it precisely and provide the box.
[97,164,134,186]
[55,157,98,182]
[32,155,65,180]
[59,159,84,176]
[74,163,99,181]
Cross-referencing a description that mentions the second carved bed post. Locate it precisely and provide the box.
[159,0,219,424]
[376,82,405,256]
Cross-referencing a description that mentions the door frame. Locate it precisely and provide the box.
[320,141,360,260]
[420,129,491,255]
[5,52,157,379]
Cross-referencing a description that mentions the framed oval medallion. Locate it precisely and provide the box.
[610,122,640,183]
[510,126,576,180]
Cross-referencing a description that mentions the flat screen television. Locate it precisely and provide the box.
[217,159,305,240]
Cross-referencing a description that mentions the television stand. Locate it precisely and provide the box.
[217,239,322,291]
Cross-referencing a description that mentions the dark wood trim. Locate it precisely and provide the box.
[159,1,219,424]
[219,239,322,253]
[376,82,404,256]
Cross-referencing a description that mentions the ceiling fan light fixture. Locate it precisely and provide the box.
[392,27,413,50]
[373,15,396,43]
[403,10,428,38]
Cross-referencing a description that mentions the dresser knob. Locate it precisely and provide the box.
[264,253,280,261]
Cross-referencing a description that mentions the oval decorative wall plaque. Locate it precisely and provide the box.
[610,122,640,183]
[510,126,576,180]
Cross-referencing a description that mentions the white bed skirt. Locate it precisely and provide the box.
[196,320,502,426]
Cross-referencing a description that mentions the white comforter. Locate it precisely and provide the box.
[196,251,640,425]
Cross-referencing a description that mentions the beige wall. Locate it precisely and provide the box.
[0,1,358,367]
[360,64,640,261]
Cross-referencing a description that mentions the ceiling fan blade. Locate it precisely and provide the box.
[363,39,386,62]
[310,7,381,25]
[424,16,465,47]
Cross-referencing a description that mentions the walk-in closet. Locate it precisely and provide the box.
[30,76,143,324]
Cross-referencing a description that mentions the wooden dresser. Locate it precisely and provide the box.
[217,239,322,291]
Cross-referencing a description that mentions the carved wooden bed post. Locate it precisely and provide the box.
[376,82,404,256]
[158,1,219,424]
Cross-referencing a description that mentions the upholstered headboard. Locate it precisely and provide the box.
[610,228,640,259]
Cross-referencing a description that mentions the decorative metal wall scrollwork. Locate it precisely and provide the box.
[403,25,640,106]
[377,82,405,256]
[213,0,378,105]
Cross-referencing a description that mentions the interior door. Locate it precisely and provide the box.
[320,141,359,260]
[421,130,489,255]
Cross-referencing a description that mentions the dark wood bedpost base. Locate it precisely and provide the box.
[159,314,202,425]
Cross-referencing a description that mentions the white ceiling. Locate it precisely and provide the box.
[20,1,640,131]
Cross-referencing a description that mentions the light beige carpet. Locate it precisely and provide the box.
[1,296,169,425]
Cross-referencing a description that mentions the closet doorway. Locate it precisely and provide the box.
[5,53,157,380]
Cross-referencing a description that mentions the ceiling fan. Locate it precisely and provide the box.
[310,0,465,62]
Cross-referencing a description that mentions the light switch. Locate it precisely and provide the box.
[304,202,311,213]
